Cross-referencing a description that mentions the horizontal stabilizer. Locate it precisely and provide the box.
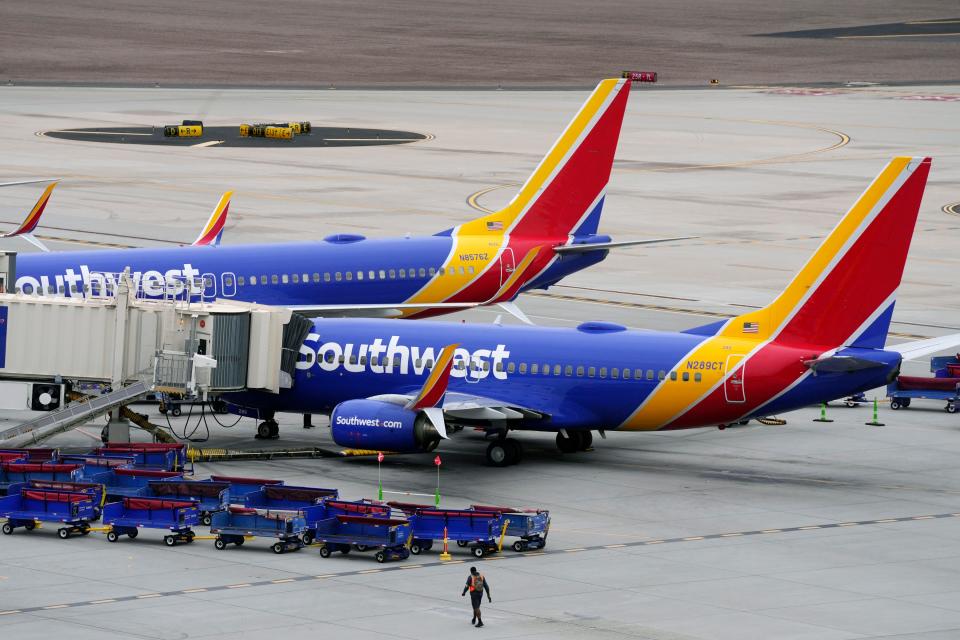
[803,355,886,374]
[887,333,960,361]
[554,236,697,254]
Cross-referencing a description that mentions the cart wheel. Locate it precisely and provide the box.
[81,525,91,536]
[57,528,69,539]
[107,531,119,542]
[201,514,212,526]
[947,403,957,414]
[319,546,331,558]
[339,547,351,555]
[471,546,486,558]
[354,544,368,552]
[302,532,314,545]
[400,549,409,560]
[24,521,36,531]
[890,400,901,410]
[272,542,284,554]
[846,401,856,408]
[171,406,182,417]
[235,538,244,547]
[1,522,12,535]
[902,398,911,408]
[457,540,468,548]
[410,542,423,555]
[164,536,176,547]
[375,551,386,563]
[215,538,227,550]
[512,540,525,552]
[129,530,138,539]
[186,532,195,543]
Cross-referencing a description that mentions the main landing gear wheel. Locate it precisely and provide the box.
[485,439,522,466]
[577,431,593,451]
[256,420,279,439]
[556,432,579,454]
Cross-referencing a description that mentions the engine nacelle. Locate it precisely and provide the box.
[330,400,441,452]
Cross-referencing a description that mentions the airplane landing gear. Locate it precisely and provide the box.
[256,420,279,439]
[557,431,592,453]
[486,438,522,467]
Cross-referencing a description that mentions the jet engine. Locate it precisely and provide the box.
[330,399,442,452]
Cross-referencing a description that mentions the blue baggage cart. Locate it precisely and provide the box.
[61,455,136,482]
[210,505,307,554]
[147,480,229,526]
[0,487,96,538]
[405,508,508,558]
[98,468,184,500]
[471,504,551,552]
[10,480,107,519]
[206,475,284,503]
[1,462,81,494]
[0,448,59,462]
[888,356,960,413]
[302,499,392,546]
[244,484,338,510]
[102,496,199,545]
[93,444,186,471]
[313,515,411,563]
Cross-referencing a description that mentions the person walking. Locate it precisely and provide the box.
[462,566,492,627]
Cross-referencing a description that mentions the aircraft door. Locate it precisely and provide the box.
[221,271,237,297]
[499,248,516,286]
[201,272,218,301]
[723,354,747,403]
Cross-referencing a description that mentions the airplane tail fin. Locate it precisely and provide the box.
[456,78,631,241]
[723,157,931,350]
[2,181,57,252]
[193,191,232,246]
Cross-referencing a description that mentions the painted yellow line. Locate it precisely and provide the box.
[875,519,898,523]
[838,523,857,527]
[721,533,743,537]
[358,570,382,574]
[136,594,161,599]
[564,548,586,552]
[400,564,423,569]
[271,579,295,584]
[762,529,782,533]
[182,588,207,593]
[645,540,664,545]
[683,536,704,541]
[90,599,117,605]
[0,610,21,615]
[604,544,627,548]
[913,516,935,520]
[43,604,68,609]
[314,574,337,579]
[838,32,960,39]
[799,526,822,530]
[484,555,506,560]
[226,584,251,589]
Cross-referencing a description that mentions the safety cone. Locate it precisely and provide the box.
[865,397,885,426]
[439,526,452,561]
[812,402,834,422]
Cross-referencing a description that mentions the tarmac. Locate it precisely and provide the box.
[0,83,960,638]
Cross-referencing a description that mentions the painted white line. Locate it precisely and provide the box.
[914,516,935,520]
[192,140,224,148]
[564,548,586,553]
[43,604,69,609]
[645,540,664,545]
[761,529,782,533]
[226,584,251,589]
[399,564,423,569]
[314,574,337,579]
[358,570,381,575]
[838,523,857,527]
[56,131,153,136]
[136,594,161,599]
[604,544,627,548]
[721,533,743,537]
[683,536,704,541]
[442,560,465,565]
[875,519,898,523]
[182,588,207,593]
[799,526,822,530]
[0,610,21,615]
[90,599,117,604]
[271,579,295,584]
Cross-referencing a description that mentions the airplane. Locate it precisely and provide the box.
[222,156,960,456]
[8,77,688,322]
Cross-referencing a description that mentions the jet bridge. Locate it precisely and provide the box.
[0,269,311,446]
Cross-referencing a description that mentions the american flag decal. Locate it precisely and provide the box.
[486,221,503,231]
[742,321,759,334]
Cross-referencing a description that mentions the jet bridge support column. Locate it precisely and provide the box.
[107,273,132,443]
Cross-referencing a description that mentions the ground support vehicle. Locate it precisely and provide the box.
[148,480,228,526]
[209,505,306,553]
[94,468,184,500]
[206,475,284,503]
[102,496,199,545]
[470,504,550,552]
[312,515,411,563]
[406,508,507,558]
[1,462,81,494]
[0,487,96,538]
[302,499,391,546]
[888,356,960,412]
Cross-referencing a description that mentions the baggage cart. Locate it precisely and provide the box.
[12,480,107,518]
[1,462,81,494]
[0,448,59,462]
[243,484,338,510]
[0,487,96,538]
[302,499,392,546]
[99,468,184,500]
[888,355,960,413]
[313,515,411,563]
[147,480,228,525]
[206,475,284,503]
[210,505,306,553]
[61,455,136,482]
[94,443,189,471]
[407,508,507,558]
[470,504,551,551]
[102,496,199,545]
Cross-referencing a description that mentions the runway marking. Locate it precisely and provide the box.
[4,512,957,617]
[192,140,224,148]
[907,20,960,24]
[838,32,960,39]
[53,130,153,136]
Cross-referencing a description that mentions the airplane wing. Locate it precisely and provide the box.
[554,236,697,254]
[286,301,481,318]
[887,333,960,361]
[368,390,549,424]
[192,191,232,246]
[0,178,60,188]
[1,182,57,252]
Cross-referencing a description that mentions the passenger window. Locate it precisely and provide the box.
[611,368,619,379]
[449,267,456,275]
[542,364,550,375]
[271,275,279,284]
[646,369,654,380]
[247,275,255,286]
[519,363,527,374]
[576,365,584,376]
[670,371,677,381]
[531,364,539,374]
[496,362,504,373]
[260,275,267,285]
[468,266,475,275]
[658,370,666,380]
[694,372,702,382]
[238,276,246,286]
[349,355,358,365]
[483,361,490,372]
[600,367,607,379]
[325,352,335,364]
[682,372,690,382]
[224,275,234,286]
[360,356,367,365]
[588,367,595,378]
[291,274,299,283]
[623,368,631,380]
[335,272,342,282]
[379,270,386,280]
[346,272,353,281]
[357,271,363,281]
[507,363,515,373]
[324,273,331,282]
[389,269,396,279]
[564,365,572,376]
[398,269,406,279]
[281,274,289,284]
[416,268,424,278]
[338,355,345,364]
[370,356,379,367]
[428,267,436,276]
[303,273,310,282]
[368,270,375,280]
[414,359,422,369]
[459,266,465,275]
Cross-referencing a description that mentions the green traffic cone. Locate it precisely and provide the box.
[865,397,885,426]
[813,402,834,423]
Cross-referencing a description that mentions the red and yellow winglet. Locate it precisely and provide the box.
[192,191,232,246]
[3,181,56,237]
[407,343,459,410]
